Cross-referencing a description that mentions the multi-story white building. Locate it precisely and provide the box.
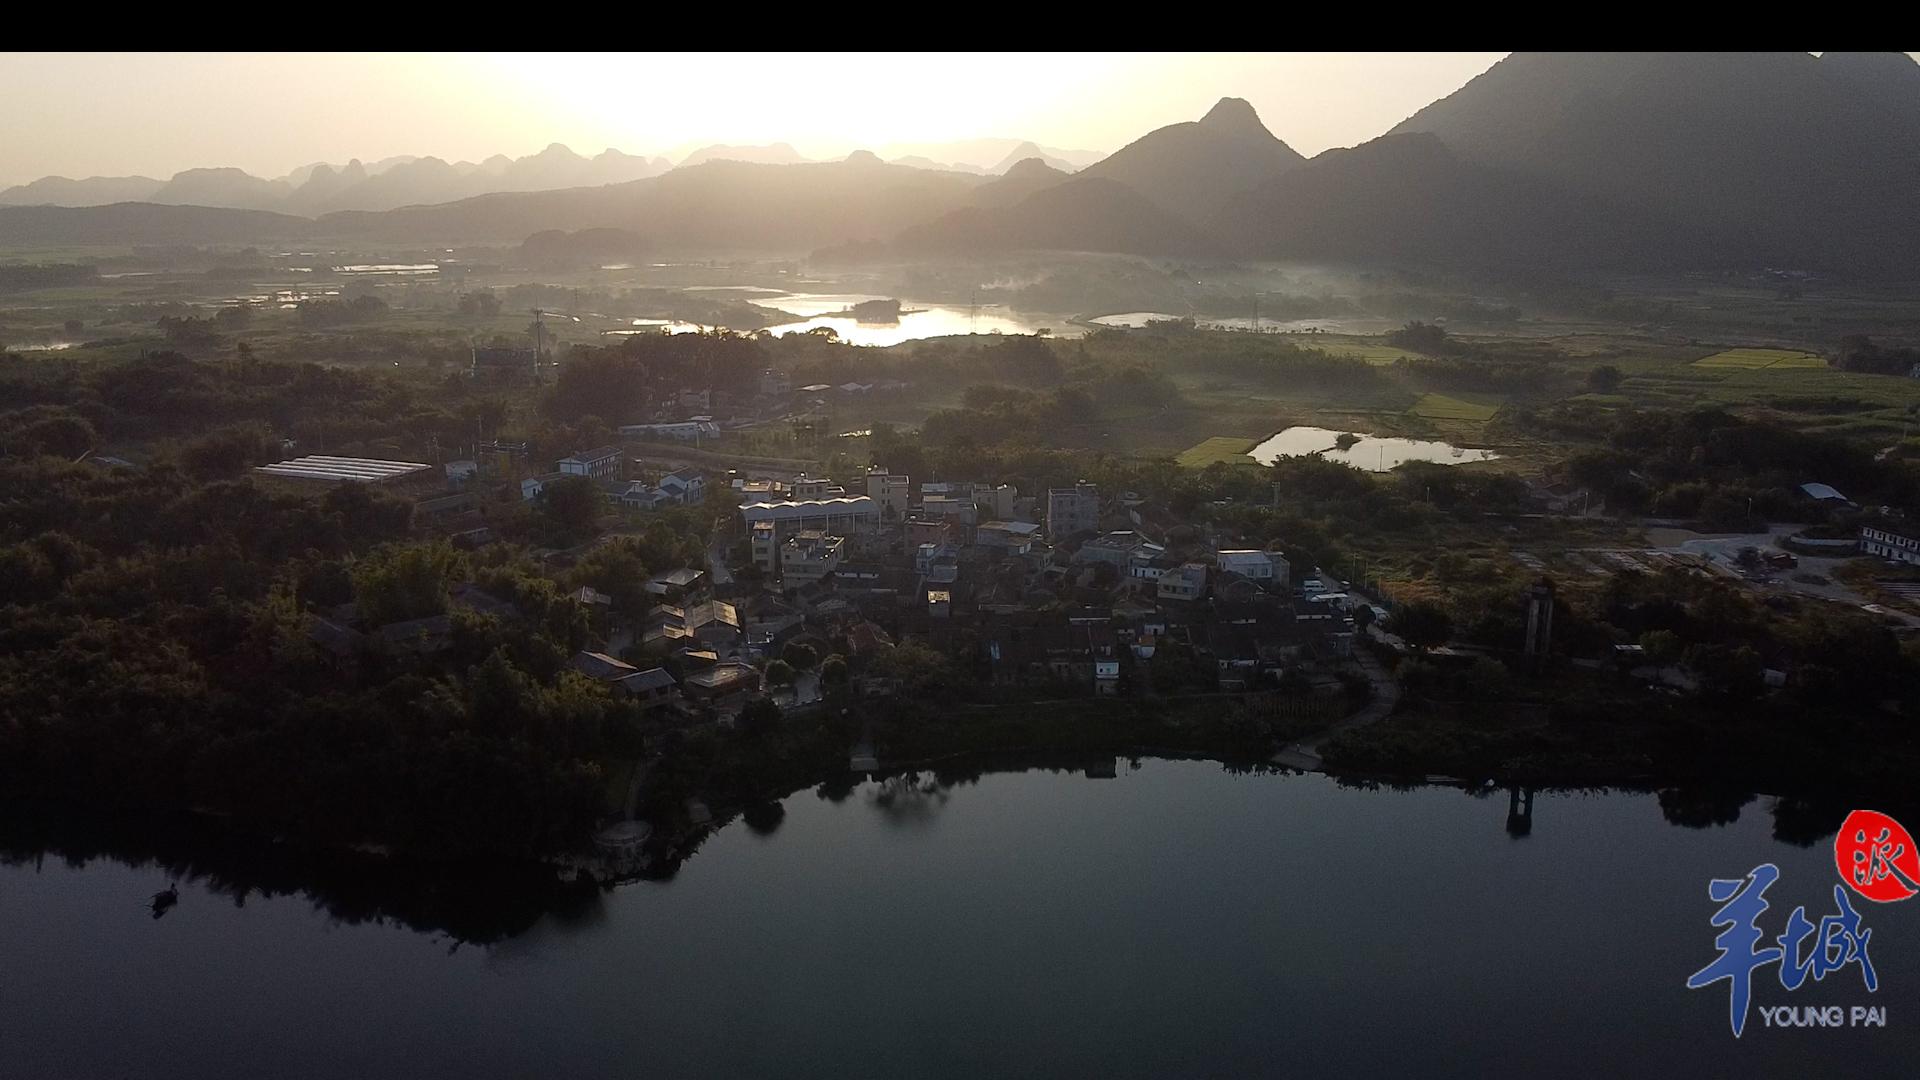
[974,483,1018,521]
[751,521,779,574]
[1047,482,1100,540]
[1861,524,1920,566]
[866,466,911,520]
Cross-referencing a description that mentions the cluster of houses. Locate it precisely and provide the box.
[515,447,710,512]
[294,439,1367,722]
[709,467,1352,696]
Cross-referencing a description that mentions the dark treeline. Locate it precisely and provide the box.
[0,351,736,860]
[0,263,97,292]
[545,331,767,425]
[1834,334,1920,376]
[0,802,600,944]
[0,452,644,857]
[1539,402,1916,522]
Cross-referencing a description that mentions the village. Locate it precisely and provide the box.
[283,385,1369,737]
[263,341,1920,743]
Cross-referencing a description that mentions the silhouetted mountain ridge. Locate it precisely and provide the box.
[1387,51,1920,269]
[1078,96,1306,223]
[10,59,1920,273]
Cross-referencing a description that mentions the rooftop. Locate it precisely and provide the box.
[254,455,432,484]
[615,667,677,694]
[565,445,622,463]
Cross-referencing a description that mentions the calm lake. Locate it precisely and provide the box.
[1250,425,1501,471]
[2,761,1912,1079]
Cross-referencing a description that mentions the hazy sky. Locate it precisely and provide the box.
[0,52,1512,186]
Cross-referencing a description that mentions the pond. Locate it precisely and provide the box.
[602,317,712,337]
[753,293,1073,346]
[1250,425,1500,471]
[1,762,1910,1079]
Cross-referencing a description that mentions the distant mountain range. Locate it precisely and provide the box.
[0,136,1093,213]
[0,144,674,213]
[6,53,1920,274]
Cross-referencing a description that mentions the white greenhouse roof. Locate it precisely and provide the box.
[254,455,433,483]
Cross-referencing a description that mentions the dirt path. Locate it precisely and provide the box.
[1273,648,1398,772]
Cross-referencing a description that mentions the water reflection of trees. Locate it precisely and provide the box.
[1658,787,1755,828]
[1766,795,1848,847]
[866,772,953,827]
[1656,787,1858,847]
[742,800,787,836]
[0,803,604,946]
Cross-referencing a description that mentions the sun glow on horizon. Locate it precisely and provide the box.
[0,51,1515,186]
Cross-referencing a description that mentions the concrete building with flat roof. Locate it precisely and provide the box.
[975,520,1039,555]
[1158,562,1209,603]
[781,531,846,586]
[1047,482,1100,540]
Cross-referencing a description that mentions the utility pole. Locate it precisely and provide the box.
[531,309,546,385]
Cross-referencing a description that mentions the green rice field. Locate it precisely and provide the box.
[1410,392,1504,421]
[1693,348,1827,370]
[1176,436,1257,467]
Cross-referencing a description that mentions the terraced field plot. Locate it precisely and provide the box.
[1175,436,1257,467]
[1693,348,1826,370]
[1410,393,1504,422]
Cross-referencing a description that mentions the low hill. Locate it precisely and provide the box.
[321,158,987,248]
[989,141,1078,174]
[895,176,1224,257]
[0,202,316,246]
[677,143,809,167]
[519,227,650,267]
[149,167,292,212]
[968,158,1073,208]
[0,175,166,208]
